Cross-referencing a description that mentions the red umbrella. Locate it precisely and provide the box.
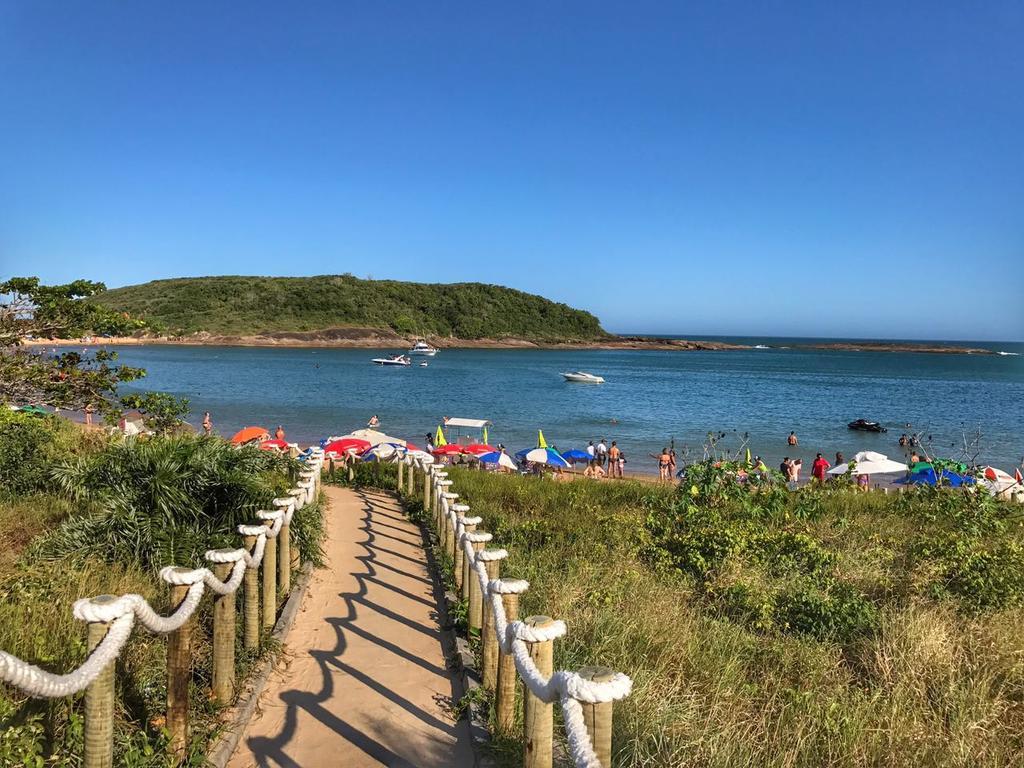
[404,442,421,452]
[464,444,497,455]
[432,444,467,456]
[324,438,371,455]
[259,439,289,451]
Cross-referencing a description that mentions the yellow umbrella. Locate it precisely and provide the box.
[538,430,548,449]
[435,425,447,447]
[482,425,489,445]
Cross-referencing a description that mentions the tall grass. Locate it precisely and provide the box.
[445,469,1024,767]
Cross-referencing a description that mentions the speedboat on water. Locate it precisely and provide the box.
[848,419,887,433]
[409,340,438,356]
[562,371,605,384]
[372,354,412,366]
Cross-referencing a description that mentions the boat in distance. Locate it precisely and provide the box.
[409,340,438,356]
[372,354,412,366]
[562,371,605,384]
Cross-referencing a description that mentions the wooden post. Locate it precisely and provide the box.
[397,457,404,491]
[424,468,432,516]
[496,592,520,733]
[577,666,616,768]
[212,560,236,704]
[455,521,475,592]
[347,455,354,482]
[242,534,260,650]
[279,521,291,597]
[523,615,556,768]
[407,458,415,496]
[481,559,501,690]
[262,521,277,628]
[83,595,117,768]
[166,572,194,761]
[468,540,486,630]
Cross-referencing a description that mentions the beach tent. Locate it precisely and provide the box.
[16,405,48,416]
[897,468,976,487]
[231,426,270,445]
[479,451,517,470]
[828,451,908,476]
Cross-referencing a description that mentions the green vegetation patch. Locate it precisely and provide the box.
[93,274,608,341]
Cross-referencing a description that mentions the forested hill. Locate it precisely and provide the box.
[93,275,609,341]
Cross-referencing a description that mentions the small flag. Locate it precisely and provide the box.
[435,425,447,447]
[482,425,489,445]
[538,430,548,449]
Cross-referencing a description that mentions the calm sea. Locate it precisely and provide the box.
[105,338,1024,474]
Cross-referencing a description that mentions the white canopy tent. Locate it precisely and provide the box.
[828,451,908,476]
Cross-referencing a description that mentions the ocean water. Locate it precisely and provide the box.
[106,339,1024,474]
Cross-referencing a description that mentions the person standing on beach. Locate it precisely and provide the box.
[812,453,831,483]
[788,431,798,446]
[84,403,94,426]
[586,441,596,462]
[597,439,608,468]
[669,448,677,478]
[617,451,627,478]
[608,441,621,477]
[202,412,212,435]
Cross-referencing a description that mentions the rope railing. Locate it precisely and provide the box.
[0,447,325,767]
[405,453,633,768]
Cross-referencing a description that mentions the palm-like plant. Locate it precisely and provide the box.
[40,435,311,570]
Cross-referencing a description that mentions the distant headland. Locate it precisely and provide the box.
[56,275,1003,355]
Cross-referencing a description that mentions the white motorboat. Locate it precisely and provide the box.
[561,371,605,384]
[419,361,429,367]
[372,354,412,366]
[409,340,438,356]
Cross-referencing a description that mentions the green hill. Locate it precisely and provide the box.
[93,275,608,341]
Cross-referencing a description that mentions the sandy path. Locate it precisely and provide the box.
[227,486,475,768]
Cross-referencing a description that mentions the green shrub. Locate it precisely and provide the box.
[0,411,61,496]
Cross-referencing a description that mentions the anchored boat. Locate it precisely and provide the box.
[562,371,605,384]
[372,354,412,366]
[409,340,438,356]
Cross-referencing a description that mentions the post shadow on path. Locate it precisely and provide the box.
[241,487,472,768]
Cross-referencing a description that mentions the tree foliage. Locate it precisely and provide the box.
[119,392,191,434]
[0,277,147,414]
[92,274,609,341]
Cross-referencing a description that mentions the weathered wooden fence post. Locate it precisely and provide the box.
[262,519,277,629]
[211,559,236,703]
[480,555,502,691]
[242,533,260,650]
[397,455,404,491]
[577,666,616,768]
[496,589,521,732]
[455,519,475,592]
[166,570,194,761]
[278,519,291,597]
[522,615,556,768]
[424,465,432,515]
[83,595,117,768]
[406,456,415,496]
[467,534,490,631]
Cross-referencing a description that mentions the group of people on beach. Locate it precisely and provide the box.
[581,438,626,479]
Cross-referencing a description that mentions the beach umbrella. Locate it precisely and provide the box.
[403,441,421,452]
[560,449,592,463]
[432,444,467,456]
[464,443,497,455]
[482,425,489,445]
[435,425,447,447]
[479,451,517,470]
[538,430,548,449]
[324,437,371,455]
[259,439,289,451]
[828,451,908,476]
[231,426,270,445]
[407,450,434,464]
[345,428,408,447]
[361,443,402,461]
[897,468,976,487]
[515,446,570,468]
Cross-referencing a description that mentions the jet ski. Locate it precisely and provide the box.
[848,419,887,433]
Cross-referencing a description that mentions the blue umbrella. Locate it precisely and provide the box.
[560,449,591,463]
[479,451,518,470]
[515,447,570,468]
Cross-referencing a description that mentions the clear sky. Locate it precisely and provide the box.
[1,2,1021,340]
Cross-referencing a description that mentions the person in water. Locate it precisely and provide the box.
[275,425,285,440]
[367,415,380,428]
[788,431,798,446]
[835,452,844,466]
[202,412,212,435]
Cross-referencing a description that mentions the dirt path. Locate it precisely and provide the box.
[227,485,475,768]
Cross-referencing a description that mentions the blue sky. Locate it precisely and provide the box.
[1,2,1021,340]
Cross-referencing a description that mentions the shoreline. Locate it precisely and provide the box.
[22,333,1005,355]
